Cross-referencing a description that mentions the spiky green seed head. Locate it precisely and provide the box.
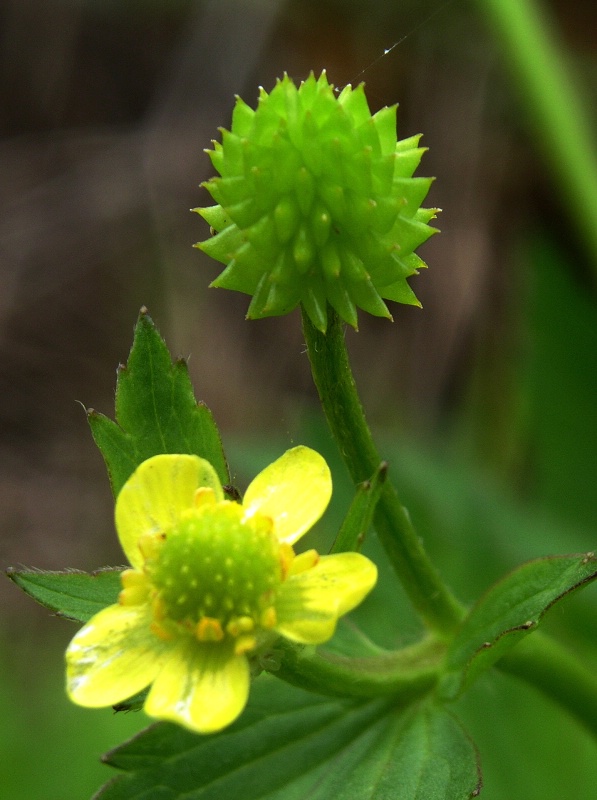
[195,71,438,332]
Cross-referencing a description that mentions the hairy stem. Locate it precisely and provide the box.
[273,636,444,700]
[302,308,465,635]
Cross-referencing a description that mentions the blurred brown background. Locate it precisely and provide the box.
[1,0,595,614]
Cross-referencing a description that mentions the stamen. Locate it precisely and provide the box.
[150,620,174,641]
[119,569,149,606]
[288,548,319,576]
[234,634,257,655]
[193,487,217,508]
[261,606,277,628]
[226,616,255,637]
[121,568,146,588]
[196,617,225,642]
[118,586,146,606]
[138,531,166,561]
[279,543,295,578]
[152,595,167,621]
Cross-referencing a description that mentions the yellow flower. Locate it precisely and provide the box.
[66,447,377,733]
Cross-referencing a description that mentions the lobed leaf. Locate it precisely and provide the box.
[95,675,480,800]
[88,308,229,497]
[6,568,123,623]
[440,552,597,699]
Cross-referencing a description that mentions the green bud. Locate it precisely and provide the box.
[195,71,438,332]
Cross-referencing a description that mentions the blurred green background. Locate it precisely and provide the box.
[1,0,596,797]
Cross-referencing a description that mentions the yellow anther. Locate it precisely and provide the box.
[193,487,217,509]
[261,606,277,629]
[119,586,147,606]
[226,616,255,637]
[279,543,295,578]
[118,569,149,606]
[151,595,167,622]
[121,568,146,588]
[150,620,174,642]
[138,531,166,562]
[288,548,319,576]
[256,514,274,535]
[234,635,257,655]
[196,617,225,642]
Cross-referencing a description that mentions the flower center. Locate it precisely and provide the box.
[145,502,283,644]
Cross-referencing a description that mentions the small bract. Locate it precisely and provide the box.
[195,71,438,331]
[65,447,377,733]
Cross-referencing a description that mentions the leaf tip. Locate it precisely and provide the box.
[137,306,156,329]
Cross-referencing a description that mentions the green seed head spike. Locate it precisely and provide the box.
[195,72,439,332]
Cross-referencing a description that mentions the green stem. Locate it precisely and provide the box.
[477,0,597,275]
[498,632,597,739]
[302,308,465,634]
[273,637,444,700]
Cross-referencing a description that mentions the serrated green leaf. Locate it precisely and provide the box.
[89,308,229,496]
[6,568,123,623]
[87,411,138,499]
[95,676,480,800]
[440,552,597,699]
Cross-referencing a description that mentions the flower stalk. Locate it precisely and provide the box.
[273,636,444,700]
[302,308,465,635]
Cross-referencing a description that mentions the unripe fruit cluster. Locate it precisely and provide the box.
[196,71,438,332]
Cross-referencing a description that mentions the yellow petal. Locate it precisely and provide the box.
[116,454,224,568]
[66,603,168,707]
[274,552,377,644]
[242,446,332,545]
[145,640,250,734]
